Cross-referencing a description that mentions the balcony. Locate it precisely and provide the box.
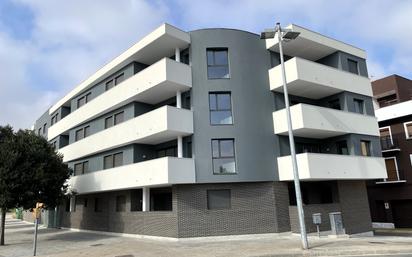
[48,58,192,140]
[59,106,193,162]
[265,24,366,61]
[277,153,387,181]
[273,104,380,138]
[67,157,195,194]
[268,57,372,99]
[380,136,401,152]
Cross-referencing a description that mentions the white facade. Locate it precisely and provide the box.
[277,153,387,181]
[375,100,412,122]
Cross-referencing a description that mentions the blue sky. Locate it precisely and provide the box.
[1,0,411,129]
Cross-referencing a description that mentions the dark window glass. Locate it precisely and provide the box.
[116,195,126,212]
[38,128,41,135]
[105,79,114,91]
[354,99,364,114]
[150,187,172,211]
[94,198,103,212]
[83,198,88,207]
[75,128,84,141]
[83,161,89,174]
[104,155,113,169]
[115,73,125,85]
[77,96,86,108]
[114,152,123,167]
[295,143,320,154]
[336,141,349,155]
[43,123,47,134]
[74,163,83,176]
[406,123,412,138]
[207,189,231,210]
[65,198,70,212]
[85,93,91,103]
[328,99,341,110]
[114,112,124,125]
[211,139,236,174]
[207,48,229,79]
[84,126,90,137]
[105,116,113,129]
[209,93,233,125]
[157,147,176,158]
[360,140,371,156]
[348,59,359,74]
[131,189,143,212]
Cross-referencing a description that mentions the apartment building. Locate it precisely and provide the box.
[367,75,412,228]
[33,23,386,238]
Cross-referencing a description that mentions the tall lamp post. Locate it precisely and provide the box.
[261,22,309,250]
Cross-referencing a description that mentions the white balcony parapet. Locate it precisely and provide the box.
[68,157,195,194]
[277,153,387,181]
[265,24,366,60]
[269,57,372,99]
[59,106,193,162]
[50,23,190,114]
[375,100,412,122]
[273,104,380,138]
[48,58,191,140]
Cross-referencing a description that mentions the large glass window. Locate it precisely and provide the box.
[353,99,364,114]
[114,111,124,125]
[360,140,371,156]
[150,187,172,211]
[104,152,123,169]
[336,141,349,155]
[348,59,359,74]
[404,122,412,139]
[75,126,90,141]
[130,189,143,212]
[209,93,233,125]
[207,48,229,79]
[207,189,231,210]
[211,139,236,174]
[74,161,88,176]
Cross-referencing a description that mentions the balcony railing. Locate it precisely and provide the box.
[380,136,400,151]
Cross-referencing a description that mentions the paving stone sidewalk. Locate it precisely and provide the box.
[2,214,412,257]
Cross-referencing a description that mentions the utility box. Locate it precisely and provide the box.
[329,212,345,235]
[312,213,322,225]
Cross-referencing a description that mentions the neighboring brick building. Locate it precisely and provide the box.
[368,74,412,228]
[32,23,386,237]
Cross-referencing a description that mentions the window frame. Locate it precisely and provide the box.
[206,48,230,79]
[347,59,359,75]
[383,156,400,182]
[211,138,237,174]
[114,111,124,125]
[103,152,123,170]
[74,161,89,176]
[209,92,233,125]
[353,98,365,114]
[360,140,371,156]
[403,121,412,139]
[207,189,231,210]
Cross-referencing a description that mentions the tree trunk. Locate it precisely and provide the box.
[0,208,5,245]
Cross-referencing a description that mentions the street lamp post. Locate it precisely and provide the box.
[261,22,309,250]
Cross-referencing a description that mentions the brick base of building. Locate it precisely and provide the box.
[40,181,371,238]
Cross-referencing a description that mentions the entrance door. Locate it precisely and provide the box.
[385,158,398,181]
[392,200,412,228]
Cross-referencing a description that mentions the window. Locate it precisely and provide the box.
[360,140,371,156]
[94,198,103,212]
[52,141,57,150]
[211,139,236,174]
[105,116,113,129]
[103,152,123,169]
[116,195,126,212]
[38,128,41,135]
[150,187,172,211]
[296,143,320,154]
[384,157,399,181]
[115,73,124,85]
[328,99,341,110]
[74,161,89,176]
[353,99,364,114]
[380,127,394,150]
[105,80,114,91]
[131,189,143,212]
[157,146,177,158]
[207,48,229,79]
[43,123,47,134]
[209,93,233,125]
[377,94,397,108]
[75,126,90,141]
[51,114,58,125]
[77,96,86,108]
[336,141,349,155]
[348,59,359,74]
[114,111,124,125]
[289,182,338,205]
[207,189,231,210]
[75,128,83,141]
[83,198,88,208]
[404,122,412,139]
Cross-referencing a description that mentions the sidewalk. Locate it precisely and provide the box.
[1,214,412,257]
